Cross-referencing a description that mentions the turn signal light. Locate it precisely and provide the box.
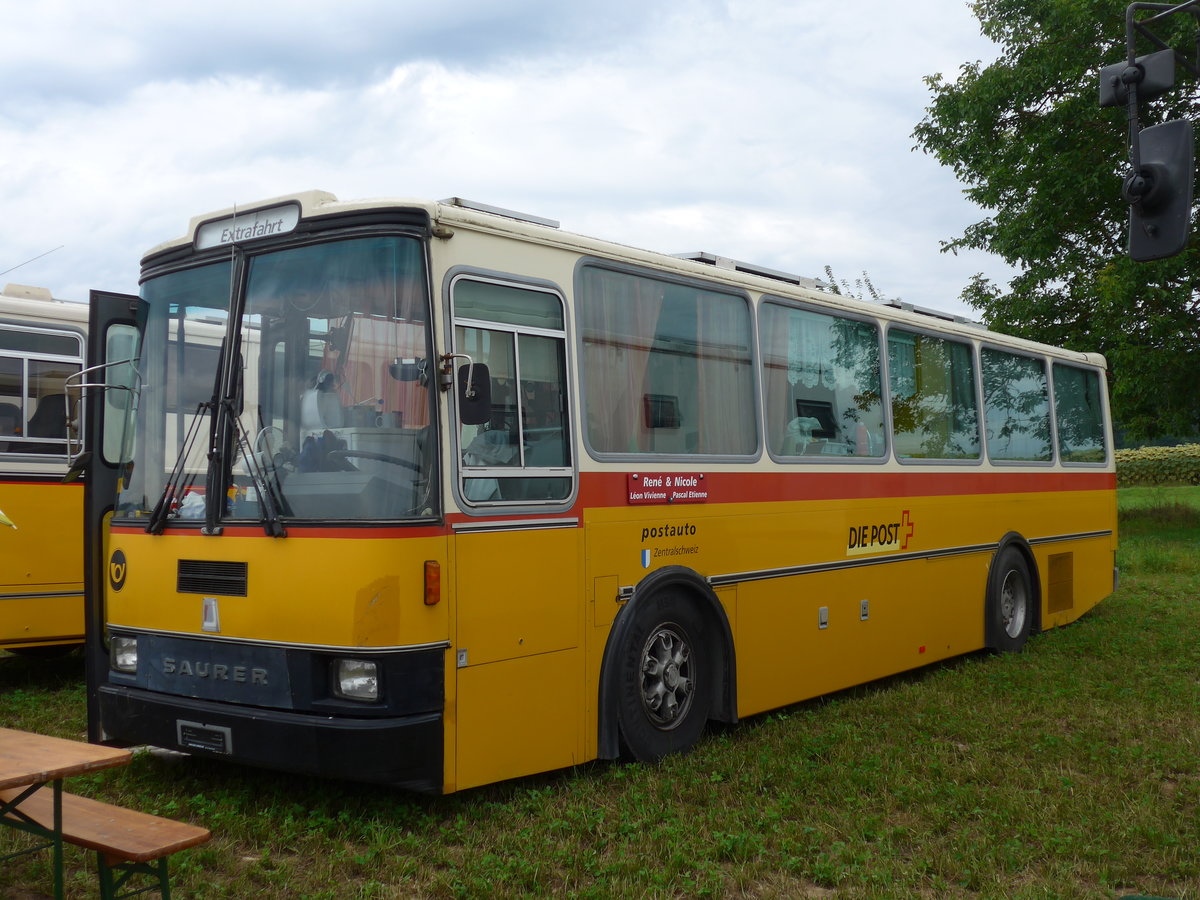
[424,560,441,605]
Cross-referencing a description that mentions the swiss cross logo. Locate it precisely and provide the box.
[901,510,915,550]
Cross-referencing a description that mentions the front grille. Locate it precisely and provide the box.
[177,559,248,596]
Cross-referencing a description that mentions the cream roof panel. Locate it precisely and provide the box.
[138,190,1105,368]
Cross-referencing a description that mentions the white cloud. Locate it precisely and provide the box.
[0,1,1010,316]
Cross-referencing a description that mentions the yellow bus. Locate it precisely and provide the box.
[83,193,1116,792]
[0,284,87,655]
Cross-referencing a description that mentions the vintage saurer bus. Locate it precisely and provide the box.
[0,284,88,655]
[83,192,1117,793]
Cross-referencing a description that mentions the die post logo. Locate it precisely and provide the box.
[846,510,915,556]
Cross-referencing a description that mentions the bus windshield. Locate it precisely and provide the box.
[116,235,437,525]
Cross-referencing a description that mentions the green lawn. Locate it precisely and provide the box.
[2,489,1199,899]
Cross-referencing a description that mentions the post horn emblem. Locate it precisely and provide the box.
[109,550,127,591]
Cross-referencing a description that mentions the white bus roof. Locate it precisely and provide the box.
[144,191,1105,368]
[0,284,87,330]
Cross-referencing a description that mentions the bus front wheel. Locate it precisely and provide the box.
[616,591,712,763]
[986,545,1034,653]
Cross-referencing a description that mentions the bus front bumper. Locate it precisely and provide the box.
[97,685,443,793]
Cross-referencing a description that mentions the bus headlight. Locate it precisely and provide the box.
[334,659,379,701]
[110,635,138,673]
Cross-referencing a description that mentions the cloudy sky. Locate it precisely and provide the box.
[0,1,1006,317]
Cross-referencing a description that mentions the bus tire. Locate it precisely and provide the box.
[616,589,712,763]
[986,545,1034,653]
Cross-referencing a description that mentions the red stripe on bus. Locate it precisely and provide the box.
[576,469,1116,507]
[108,469,1113,538]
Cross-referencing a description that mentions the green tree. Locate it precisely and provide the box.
[913,0,1200,440]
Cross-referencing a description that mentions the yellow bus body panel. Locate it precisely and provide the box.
[106,531,449,648]
[104,481,1114,792]
[584,487,1116,721]
[453,648,584,791]
[0,480,83,649]
[450,525,584,791]
[453,528,582,665]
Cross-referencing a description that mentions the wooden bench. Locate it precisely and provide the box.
[0,786,211,899]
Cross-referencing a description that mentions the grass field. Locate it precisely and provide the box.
[2,487,1199,899]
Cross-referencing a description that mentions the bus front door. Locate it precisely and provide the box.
[82,290,142,743]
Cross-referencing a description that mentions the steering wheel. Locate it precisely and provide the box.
[325,449,423,472]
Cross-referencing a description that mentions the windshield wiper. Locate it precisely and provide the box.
[227,403,287,538]
[146,400,211,535]
[145,400,286,538]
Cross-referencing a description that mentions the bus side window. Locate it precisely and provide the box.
[981,348,1051,462]
[760,302,886,460]
[0,400,17,451]
[25,393,69,450]
[888,329,980,461]
[579,266,756,457]
[0,354,19,452]
[1053,363,1107,463]
[0,327,83,456]
[453,278,573,505]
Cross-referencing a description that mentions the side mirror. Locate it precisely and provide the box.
[458,363,492,425]
[1099,49,1176,107]
[1125,119,1195,261]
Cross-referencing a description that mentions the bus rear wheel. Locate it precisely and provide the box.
[987,546,1034,653]
[616,591,712,763]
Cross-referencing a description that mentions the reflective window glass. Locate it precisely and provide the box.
[1053,364,1107,463]
[579,266,755,455]
[888,330,980,460]
[760,303,886,459]
[0,327,83,456]
[455,279,571,504]
[981,349,1051,461]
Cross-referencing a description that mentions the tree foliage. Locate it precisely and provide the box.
[913,0,1200,440]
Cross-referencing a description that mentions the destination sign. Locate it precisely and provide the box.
[195,203,301,250]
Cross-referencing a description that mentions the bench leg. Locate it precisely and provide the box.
[0,781,67,900]
[96,852,172,900]
[97,854,115,900]
[51,783,64,900]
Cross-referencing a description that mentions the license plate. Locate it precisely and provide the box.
[176,720,233,754]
